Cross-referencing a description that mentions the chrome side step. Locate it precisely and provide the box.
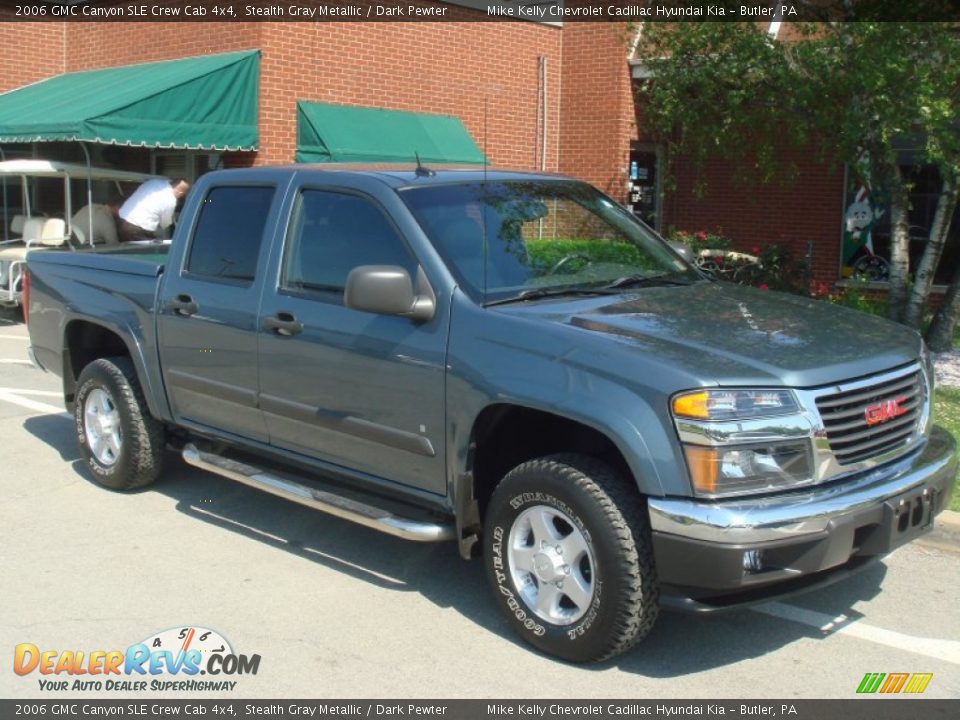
[182,443,455,542]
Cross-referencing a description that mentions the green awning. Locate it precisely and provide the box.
[0,50,259,151]
[296,102,485,165]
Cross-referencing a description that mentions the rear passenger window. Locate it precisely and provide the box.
[186,186,274,281]
[282,190,417,295]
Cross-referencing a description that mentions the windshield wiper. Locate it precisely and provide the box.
[484,287,619,307]
[602,273,696,290]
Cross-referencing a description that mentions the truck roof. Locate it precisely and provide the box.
[204,164,573,190]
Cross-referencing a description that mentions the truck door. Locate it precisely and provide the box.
[157,179,283,442]
[257,186,448,495]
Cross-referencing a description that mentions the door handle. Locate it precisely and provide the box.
[263,312,303,337]
[167,294,198,317]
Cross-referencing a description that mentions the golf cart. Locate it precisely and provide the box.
[0,158,162,309]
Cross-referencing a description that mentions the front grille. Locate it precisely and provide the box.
[815,369,923,465]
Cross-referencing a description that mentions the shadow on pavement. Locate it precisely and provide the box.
[23,412,889,675]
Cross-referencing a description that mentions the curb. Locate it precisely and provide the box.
[920,508,960,552]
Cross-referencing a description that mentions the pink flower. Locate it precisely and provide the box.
[759,283,769,290]
[751,245,761,255]
[696,231,708,241]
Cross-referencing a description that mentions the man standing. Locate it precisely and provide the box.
[118,178,190,242]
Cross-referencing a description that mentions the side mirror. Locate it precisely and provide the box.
[344,265,436,322]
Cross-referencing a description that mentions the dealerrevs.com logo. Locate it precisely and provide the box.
[14,626,261,692]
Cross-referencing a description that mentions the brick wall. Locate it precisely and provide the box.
[557,22,636,200]
[63,21,261,70]
[0,23,65,91]
[662,148,845,284]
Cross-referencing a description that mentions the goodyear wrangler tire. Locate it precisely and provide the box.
[483,454,659,663]
[75,356,165,490]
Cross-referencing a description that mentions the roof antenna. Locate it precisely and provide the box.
[414,152,435,177]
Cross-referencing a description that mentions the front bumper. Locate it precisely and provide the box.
[648,426,956,608]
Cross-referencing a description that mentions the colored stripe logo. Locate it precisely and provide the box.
[857,672,933,694]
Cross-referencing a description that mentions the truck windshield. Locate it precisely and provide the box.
[400,180,697,304]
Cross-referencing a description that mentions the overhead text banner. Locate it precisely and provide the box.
[2,700,959,720]
[0,0,956,23]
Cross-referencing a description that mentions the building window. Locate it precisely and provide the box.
[152,152,222,184]
[628,143,663,232]
[841,152,960,284]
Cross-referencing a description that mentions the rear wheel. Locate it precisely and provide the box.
[75,356,164,490]
[483,454,659,663]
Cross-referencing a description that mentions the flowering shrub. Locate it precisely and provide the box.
[667,229,733,256]
[814,277,887,316]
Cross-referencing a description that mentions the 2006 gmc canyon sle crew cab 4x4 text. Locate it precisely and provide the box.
[25,166,956,663]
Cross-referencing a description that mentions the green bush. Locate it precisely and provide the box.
[825,278,887,316]
[742,244,811,295]
[525,238,651,272]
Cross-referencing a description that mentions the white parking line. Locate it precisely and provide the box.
[0,388,66,415]
[0,334,27,340]
[752,601,960,665]
[0,358,31,364]
[0,388,62,396]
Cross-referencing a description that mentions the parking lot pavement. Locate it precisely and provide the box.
[1,310,958,699]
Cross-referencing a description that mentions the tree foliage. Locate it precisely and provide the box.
[637,16,960,347]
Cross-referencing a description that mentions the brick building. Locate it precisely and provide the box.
[0,13,936,287]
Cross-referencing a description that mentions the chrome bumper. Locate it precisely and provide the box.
[649,426,956,544]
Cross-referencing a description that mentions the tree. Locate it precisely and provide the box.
[636,13,960,348]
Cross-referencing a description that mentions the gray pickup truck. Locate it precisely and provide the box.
[25,166,956,663]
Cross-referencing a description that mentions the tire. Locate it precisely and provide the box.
[74,356,164,490]
[483,454,659,663]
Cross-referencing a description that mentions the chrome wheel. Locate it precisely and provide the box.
[507,504,596,625]
[83,387,122,466]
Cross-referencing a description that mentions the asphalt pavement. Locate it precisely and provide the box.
[1,308,958,700]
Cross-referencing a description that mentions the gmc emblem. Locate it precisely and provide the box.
[864,396,909,426]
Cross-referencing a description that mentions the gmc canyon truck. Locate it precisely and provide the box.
[25,166,956,663]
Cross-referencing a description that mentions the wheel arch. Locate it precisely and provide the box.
[62,318,163,419]
[455,402,662,559]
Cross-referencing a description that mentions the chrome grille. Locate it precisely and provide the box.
[815,370,923,465]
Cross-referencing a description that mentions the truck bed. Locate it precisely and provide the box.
[26,244,170,419]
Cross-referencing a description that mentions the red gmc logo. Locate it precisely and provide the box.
[864,396,909,426]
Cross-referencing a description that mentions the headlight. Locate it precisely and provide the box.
[672,389,798,421]
[683,441,813,497]
[672,388,812,497]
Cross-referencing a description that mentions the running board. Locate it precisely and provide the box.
[182,443,455,542]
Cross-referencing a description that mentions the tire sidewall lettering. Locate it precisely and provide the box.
[491,523,545,637]
[75,379,118,478]
[493,490,604,643]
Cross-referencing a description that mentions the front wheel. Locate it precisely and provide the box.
[74,356,165,490]
[483,454,659,663]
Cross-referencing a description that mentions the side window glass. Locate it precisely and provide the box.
[186,186,275,281]
[282,190,417,295]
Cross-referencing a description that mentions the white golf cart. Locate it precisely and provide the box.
[0,159,162,309]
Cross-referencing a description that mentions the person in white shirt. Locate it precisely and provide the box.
[71,197,122,246]
[118,178,190,242]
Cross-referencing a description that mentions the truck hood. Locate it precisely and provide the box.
[499,282,921,388]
